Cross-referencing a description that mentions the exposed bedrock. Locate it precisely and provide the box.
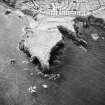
[19,15,105,74]
[19,36,65,73]
[1,5,105,105]
[73,15,105,47]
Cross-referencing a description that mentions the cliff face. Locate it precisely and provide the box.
[18,18,62,72]
[1,3,105,105]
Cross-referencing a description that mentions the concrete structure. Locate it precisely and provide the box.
[32,0,105,16]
